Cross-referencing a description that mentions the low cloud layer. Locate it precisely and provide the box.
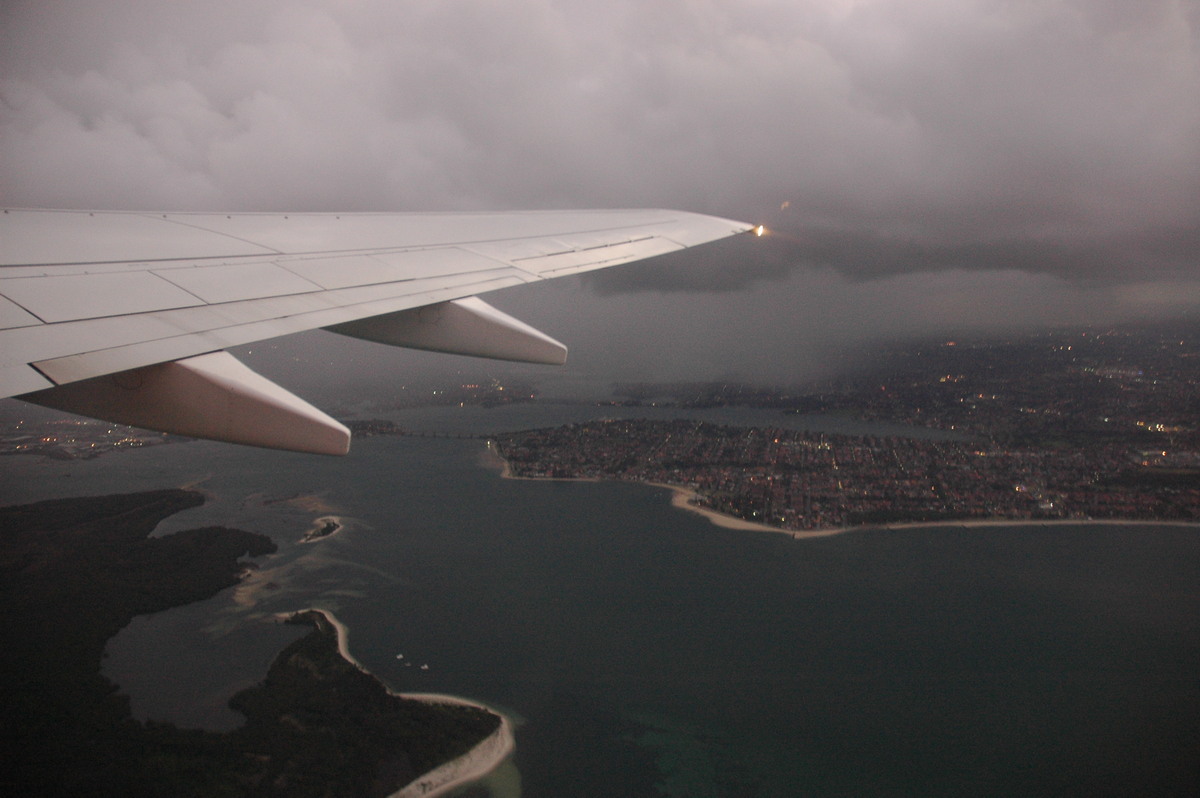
[2,1,1197,385]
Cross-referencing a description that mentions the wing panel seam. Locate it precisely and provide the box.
[27,273,526,384]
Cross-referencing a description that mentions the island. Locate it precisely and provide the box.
[301,515,343,542]
[0,489,502,797]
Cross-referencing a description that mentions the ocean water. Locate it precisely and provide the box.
[2,409,1197,796]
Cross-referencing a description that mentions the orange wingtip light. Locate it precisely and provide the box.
[753,224,766,236]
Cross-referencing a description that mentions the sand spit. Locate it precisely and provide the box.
[487,441,837,536]
[290,608,515,798]
[651,483,808,537]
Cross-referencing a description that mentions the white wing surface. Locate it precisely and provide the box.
[1,208,751,453]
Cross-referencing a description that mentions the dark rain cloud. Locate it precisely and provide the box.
[1,0,1197,376]
[4,0,1197,283]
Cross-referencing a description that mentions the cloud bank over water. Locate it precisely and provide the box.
[3,1,1197,384]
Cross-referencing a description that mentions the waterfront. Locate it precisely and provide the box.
[1,407,1198,795]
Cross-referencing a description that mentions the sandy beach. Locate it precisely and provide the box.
[390,694,515,798]
[648,482,827,537]
[292,608,515,798]
[486,440,853,537]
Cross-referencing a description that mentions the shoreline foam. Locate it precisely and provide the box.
[291,608,515,798]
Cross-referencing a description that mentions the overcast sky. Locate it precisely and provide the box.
[2,0,1198,393]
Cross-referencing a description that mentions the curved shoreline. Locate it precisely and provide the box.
[649,482,827,537]
[291,608,515,798]
[666,484,1200,536]
[659,482,1200,537]
[487,442,1199,538]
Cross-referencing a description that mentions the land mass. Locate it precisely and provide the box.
[0,489,499,797]
[301,515,343,542]
[495,324,1199,531]
[493,418,1199,531]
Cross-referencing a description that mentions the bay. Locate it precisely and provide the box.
[1,406,1196,796]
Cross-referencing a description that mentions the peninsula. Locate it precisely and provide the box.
[493,323,1199,532]
[0,489,501,796]
[493,417,1198,532]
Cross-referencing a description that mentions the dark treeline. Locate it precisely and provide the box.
[0,490,497,796]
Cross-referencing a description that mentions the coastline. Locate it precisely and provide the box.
[486,440,852,537]
[480,441,511,478]
[486,443,1199,539]
[294,608,515,798]
[660,483,1200,537]
[390,693,515,798]
[481,440,602,483]
[648,482,834,538]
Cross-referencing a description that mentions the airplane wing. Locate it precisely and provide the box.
[0,208,752,454]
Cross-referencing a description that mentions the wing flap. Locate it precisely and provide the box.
[269,253,402,289]
[287,247,509,288]
[508,235,681,276]
[156,261,322,304]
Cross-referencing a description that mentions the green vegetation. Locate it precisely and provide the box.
[1,490,498,796]
[230,611,498,795]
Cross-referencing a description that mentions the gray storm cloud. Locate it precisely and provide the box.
[1,0,1197,386]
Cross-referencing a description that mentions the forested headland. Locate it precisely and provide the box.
[0,489,497,797]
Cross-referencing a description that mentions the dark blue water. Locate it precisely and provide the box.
[2,412,1197,796]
